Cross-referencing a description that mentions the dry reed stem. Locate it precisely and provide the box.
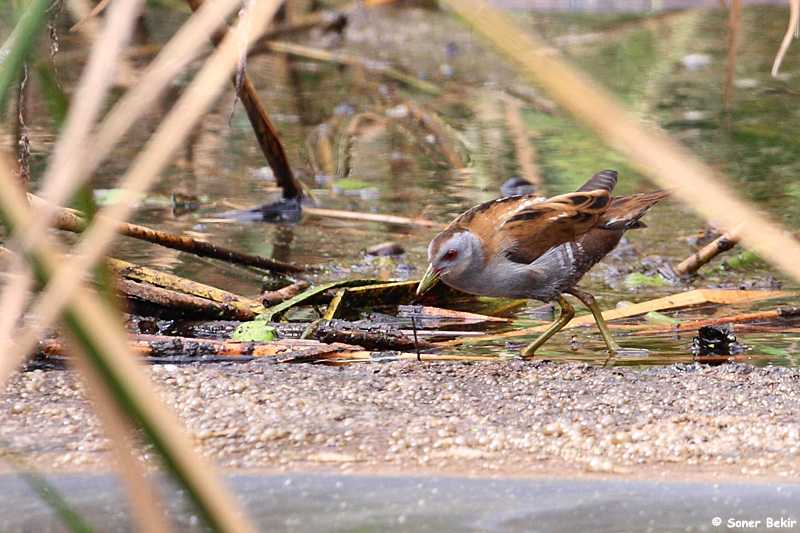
[2,10,172,525]
[0,0,242,355]
[1,3,282,524]
[0,155,256,532]
[442,0,800,286]
[65,335,172,533]
[0,0,243,329]
[4,0,284,375]
[0,0,144,375]
[772,0,799,76]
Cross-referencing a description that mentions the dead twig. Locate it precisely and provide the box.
[673,223,745,276]
[29,193,304,273]
[314,322,434,351]
[634,306,800,336]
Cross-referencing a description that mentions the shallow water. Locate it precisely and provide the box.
[13,3,800,367]
[2,472,798,532]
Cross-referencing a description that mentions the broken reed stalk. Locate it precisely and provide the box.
[503,96,542,188]
[263,40,442,95]
[118,278,257,320]
[108,258,267,314]
[28,193,304,273]
[673,222,745,276]
[69,0,112,32]
[185,0,301,200]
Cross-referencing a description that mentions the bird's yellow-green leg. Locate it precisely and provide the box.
[521,295,574,358]
[566,287,621,354]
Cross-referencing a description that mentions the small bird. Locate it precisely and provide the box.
[416,170,673,356]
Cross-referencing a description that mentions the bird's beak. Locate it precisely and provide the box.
[416,264,440,296]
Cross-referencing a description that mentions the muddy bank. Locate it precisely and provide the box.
[2,360,799,480]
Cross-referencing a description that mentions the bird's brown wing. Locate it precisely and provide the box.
[470,188,612,265]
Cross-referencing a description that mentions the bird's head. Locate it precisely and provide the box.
[416,230,483,296]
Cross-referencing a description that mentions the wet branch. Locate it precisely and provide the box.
[673,223,744,276]
[119,278,257,320]
[38,333,499,364]
[29,193,305,273]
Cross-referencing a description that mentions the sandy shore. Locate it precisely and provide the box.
[2,359,800,481]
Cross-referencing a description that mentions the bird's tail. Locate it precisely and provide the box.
[601,189,676,231]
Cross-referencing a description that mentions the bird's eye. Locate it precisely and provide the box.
[444,249,457,261]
